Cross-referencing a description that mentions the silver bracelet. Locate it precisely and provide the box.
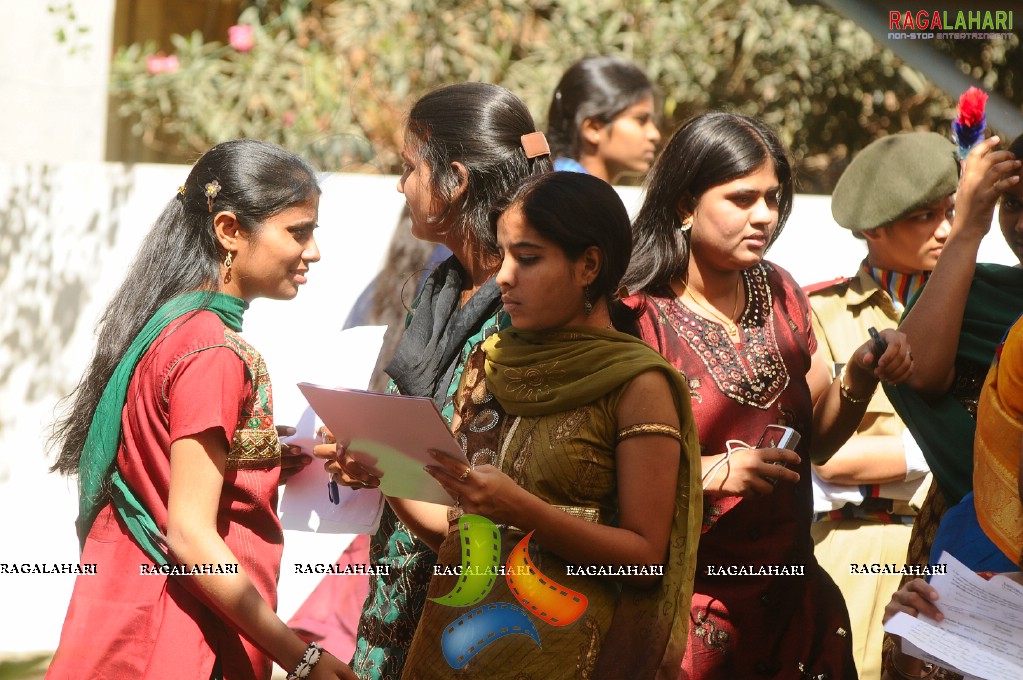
[287,642,323,680]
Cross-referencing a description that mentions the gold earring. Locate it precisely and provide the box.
[583,285,593,316]
[224,252,233,270]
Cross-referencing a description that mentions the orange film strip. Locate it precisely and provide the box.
[504,531,588,627]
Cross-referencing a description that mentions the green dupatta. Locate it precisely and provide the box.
[483,326,702,678]
[75,291,247,564]
[884,263,1023,505]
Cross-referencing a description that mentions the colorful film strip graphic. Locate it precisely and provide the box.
[441,602,540,669]
[434,516,591,668]
[430,514,500,607]
[505,531,588,626]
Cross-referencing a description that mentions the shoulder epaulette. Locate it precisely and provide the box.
[803,276,853,295]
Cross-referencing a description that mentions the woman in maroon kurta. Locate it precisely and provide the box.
[48,140,353,680]
[622,113,914,679]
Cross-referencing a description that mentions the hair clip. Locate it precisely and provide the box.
[177,185,186,196]
[204,180,222,213]
[520,131,551,159]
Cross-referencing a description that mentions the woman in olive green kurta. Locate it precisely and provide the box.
[395,173,702,679]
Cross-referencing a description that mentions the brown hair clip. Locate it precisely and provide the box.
[520,131,551,159]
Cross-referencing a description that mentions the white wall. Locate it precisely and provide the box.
[0,1,115,162]
[0,165,1016,655]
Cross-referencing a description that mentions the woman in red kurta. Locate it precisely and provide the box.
[622,112,914,679]
[48,140,353,680]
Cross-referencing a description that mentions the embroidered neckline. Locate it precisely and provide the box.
[658,265,790,409]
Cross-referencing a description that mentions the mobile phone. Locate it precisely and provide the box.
[758,424,801,451]
[757,424,800,485]
[868,326,888,357]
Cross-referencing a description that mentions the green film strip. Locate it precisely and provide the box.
[430,514,501,607]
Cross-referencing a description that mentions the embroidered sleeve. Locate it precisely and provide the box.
[615,423,683,444]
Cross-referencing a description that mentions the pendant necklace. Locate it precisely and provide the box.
[680,277,742,338]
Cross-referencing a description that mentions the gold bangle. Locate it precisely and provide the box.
[838,365,872,404]
[615,423,683,444]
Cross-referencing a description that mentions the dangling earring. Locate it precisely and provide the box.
[680,215,694,232]
[223,251,233,284]
[583,285,593,316]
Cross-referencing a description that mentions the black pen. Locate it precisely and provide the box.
[319,426,341,505]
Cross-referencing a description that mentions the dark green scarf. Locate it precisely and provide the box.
[76,291,247,564]
[884,263,1023,505]
[387,256,502,409]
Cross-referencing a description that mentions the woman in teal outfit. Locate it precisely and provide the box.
[319,82,551,679]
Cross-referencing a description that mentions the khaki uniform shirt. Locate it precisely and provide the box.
[808,268,902,431]
[807,267,928,514]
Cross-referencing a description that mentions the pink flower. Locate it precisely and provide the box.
[228,25,255,53]
[283,111,296,127]
[146,53,180,75]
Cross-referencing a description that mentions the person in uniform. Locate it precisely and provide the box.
[805,132,959,679]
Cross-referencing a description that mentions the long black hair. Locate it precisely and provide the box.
[406,82,552,259]
[623,112,793,292]
[494,172,631,297]
[51,139,319,475]
[546,56,654,162]
[491,172,636,329]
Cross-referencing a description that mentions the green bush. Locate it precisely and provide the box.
[109,0,1019,191]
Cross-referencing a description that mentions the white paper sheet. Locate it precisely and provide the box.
[276,325,388,533]
[296,383,467,505]
[882,552,1023,680]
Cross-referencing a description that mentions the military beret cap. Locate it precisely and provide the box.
[831,132,958,232]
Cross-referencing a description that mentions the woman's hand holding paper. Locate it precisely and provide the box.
[424,449,530,526]
[312,427,381,490]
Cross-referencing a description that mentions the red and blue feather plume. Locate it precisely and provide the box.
[952,87,988,160]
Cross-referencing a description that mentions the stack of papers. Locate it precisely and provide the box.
[883,551,1023,679]
[297,383,467,506]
